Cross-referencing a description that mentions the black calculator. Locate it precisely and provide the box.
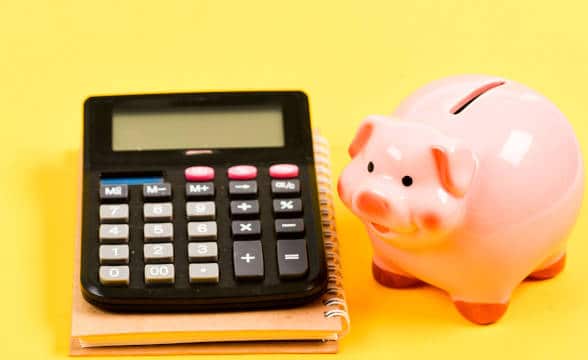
[80,91,328,311]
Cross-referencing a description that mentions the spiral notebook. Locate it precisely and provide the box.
[70,133,349,355]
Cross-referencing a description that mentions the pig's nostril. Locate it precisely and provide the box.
[356,191,390,218]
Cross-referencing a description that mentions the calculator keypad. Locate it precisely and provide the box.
[93,163,313,292]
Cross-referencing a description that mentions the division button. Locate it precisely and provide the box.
[144,203,173,222]
[185,166,215,181]
[230,200,260,218]
[228,181,257,197]
[186,182,215,199]
[275,218,305,236]
[99,184,128,202]
[186,201,216,220]
[231,220,261,238]
[271,179,300,196]
[99,245,129,264]
[277,239,309,279]
[99,224,129,243]
[144,223,174,242]
[144,243,174,263]
[233,241,264,280]
[273,198,303,216]
[144,264,175,285]
[143,183,172,200]
[187,221,217,241]
[269,164,299,179]
[188,242,218,262]
[99,204,129,223]
[227,165,258,180]
[189,263,220,284]
[99,266,130,286]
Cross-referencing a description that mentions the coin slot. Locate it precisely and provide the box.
[451,81,505,115]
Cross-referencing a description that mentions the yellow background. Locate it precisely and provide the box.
[1,0,587,358]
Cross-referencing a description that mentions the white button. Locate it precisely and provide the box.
[144,264,175,284]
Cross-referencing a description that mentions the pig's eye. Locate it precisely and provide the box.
[402,175,413,187]
[367,161,375,173]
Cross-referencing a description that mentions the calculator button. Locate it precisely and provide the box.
[228,181,257,197]
[269,164,299,179]
[99,204,129,223]
[185,166,215,181]
[188,242,218,262]
[186,201,216,220]
[144,223,174,242]
[99,224,129,243]
[144,203,173,222]
[186,182,215,199]
[233,241,264,280]
[189,263,220,284]
[230,200,260,218]
[143,183,172,200]
[227,165,257,180]
[275,219,305,235]
[277,239,309,279]
[99,184,128,202]
[99,266,130,286]
[144,264,175,284]
[188,221,218,241]
[144,243,174,263]
[273,199,303,216]
[99,245,129,264]
[231,220,261,238]
[271,179,300,196]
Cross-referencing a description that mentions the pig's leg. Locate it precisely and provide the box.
[372,256,424,288]
[452,300,510,325]
[527,252,566,280]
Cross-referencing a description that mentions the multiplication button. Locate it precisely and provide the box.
[231,220,261,239]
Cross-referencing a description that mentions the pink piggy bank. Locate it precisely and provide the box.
[338,75,584,324]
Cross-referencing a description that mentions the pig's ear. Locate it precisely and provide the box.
[431,143,478,198]
[348,116,388,158]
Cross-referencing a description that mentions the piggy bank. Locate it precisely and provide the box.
[338,75,584,324]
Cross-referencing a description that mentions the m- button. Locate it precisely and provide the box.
[143,183,172,200]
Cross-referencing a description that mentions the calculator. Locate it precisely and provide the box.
[80,91,328,311]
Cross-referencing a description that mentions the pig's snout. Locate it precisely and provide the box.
[355,191,391,220]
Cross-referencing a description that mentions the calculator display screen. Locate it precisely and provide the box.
[112,105,284,151]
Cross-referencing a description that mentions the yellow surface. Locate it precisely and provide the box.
[1,0,587,358]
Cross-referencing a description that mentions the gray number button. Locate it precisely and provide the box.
[144,223,173,242]
[99,204,129,223]
[144,203,173,222]
[99,244,129,264]
[189,263,219,284]
[186,201,216,220]
[187,221,217,241]
[144,264,175,284]
[188,242,218,261]
[99,266,130,286]
[99,224,129,243]
[144,243,174,263]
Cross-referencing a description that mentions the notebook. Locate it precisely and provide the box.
[70,132,350,355]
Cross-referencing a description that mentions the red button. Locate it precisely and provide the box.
[269,164,299,179]
[185,166,215,181]
[227,165,257,180]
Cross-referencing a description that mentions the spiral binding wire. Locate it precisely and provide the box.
[312,131,350,338]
